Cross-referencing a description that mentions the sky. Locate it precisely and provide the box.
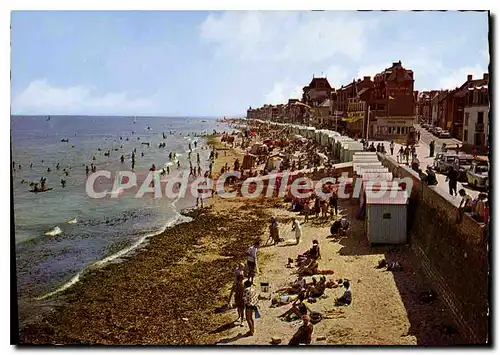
[10,11,489,117]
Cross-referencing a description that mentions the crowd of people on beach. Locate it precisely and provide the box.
[225,234,353,345]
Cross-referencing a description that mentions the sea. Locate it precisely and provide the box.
[11,115,233,322]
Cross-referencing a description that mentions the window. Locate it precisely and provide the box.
[464,112,469,127]
[478,112,484,124]
[475,133,485,146]
[383,213,392,219]
[473,90,478,104]
[463,129,468,143]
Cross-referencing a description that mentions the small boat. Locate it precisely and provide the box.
[61,138,69,142]
[201,120,207,123]
[30,187,54,193]
[46,115,51,121]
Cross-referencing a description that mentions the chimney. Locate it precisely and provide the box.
[467,74,473,81]
[483,73,489,81]
[364,76,371,81]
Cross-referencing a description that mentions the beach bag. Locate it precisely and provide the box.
[255,308,261,319]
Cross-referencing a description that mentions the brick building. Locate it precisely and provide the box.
[435,73,489,141]
[369,61,416,139]
[302,77,332,107]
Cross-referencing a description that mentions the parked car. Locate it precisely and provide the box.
[421,123,430,129]
[466,160,489,189]
[433,152,474,181]
[439,130,451,138]
[433,127,443,136]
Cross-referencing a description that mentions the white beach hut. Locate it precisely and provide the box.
[365,188,409,245]
[344,142,365,162]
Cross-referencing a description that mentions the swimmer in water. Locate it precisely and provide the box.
[61,179,66,188]
[47,167,51,173]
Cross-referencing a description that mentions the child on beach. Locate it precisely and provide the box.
[288,315,313,345]
[246,240,260,283]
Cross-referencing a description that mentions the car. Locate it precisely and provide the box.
[466,160,489,189]
[439,130,451,138]
[433,152,474,180]
[429,126,439,135]
[421,123,429,129]
[433,127,443,136]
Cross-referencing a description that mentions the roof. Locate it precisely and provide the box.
[308,77,332,90]
[320,99,332,107]
[366,190,409,205]
[357,87,370,97]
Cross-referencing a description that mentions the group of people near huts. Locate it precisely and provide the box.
[225,238,352,345]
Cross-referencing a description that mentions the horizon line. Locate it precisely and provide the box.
[10,114,245,119]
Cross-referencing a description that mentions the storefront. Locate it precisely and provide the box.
[374,117,415,138]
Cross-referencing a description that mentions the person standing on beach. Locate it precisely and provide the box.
[329,190,338,217]
[246,240,260,283]
[291,218,302,245]
[228,272,246,325]
[389,141,395,155]
[243,280,259,337]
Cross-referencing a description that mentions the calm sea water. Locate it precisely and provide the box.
[12,115,230,305]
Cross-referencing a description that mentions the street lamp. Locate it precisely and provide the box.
[365,101,371,142]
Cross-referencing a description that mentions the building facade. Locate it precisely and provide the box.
[368,61,416,140]
[302,77,332,108]
[462,74,489,149]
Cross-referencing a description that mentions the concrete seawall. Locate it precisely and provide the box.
[378,153,489,343]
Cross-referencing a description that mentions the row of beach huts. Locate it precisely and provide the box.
[250,119,410,245]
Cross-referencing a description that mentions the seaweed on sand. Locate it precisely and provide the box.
[19,202,270,345]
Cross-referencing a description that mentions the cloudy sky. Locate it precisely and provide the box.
[11,11,489,116]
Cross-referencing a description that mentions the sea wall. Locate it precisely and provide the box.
[378,153,489,344]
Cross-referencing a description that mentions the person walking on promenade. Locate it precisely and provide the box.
[246,240,260,283]
[243,280,259,337]
[446,167,459,197]
[417,130,421,141]
[403,146,410,165]
[390,141,395,155]
[429,140,435,157]
[398,146,404,164]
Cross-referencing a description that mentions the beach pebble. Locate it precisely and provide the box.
[181,317,189,322]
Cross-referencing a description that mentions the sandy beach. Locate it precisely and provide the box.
[19,126,463,345]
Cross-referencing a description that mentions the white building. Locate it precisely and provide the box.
[462,75,489,148]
